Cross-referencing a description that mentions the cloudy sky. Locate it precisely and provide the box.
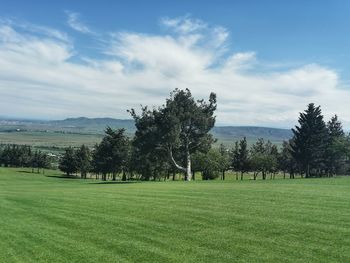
[1,0,350,128]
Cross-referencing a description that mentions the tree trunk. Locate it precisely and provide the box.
[169,147,190,180]
[222,170,225,180]
[186,150,192,181]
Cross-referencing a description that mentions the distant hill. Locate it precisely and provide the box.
[0,117,292,146]
[49,117,135,132]
[212,126,292,146]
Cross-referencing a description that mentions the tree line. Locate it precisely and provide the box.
[0,144,53,173]
[58,89,350,181]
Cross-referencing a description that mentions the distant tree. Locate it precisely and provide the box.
[231,141,240,180]
[238,137,250,180]
[265,141,279,179]
[59,147,78,176]
[1,145,11,167]
[250,138,277,180]
[278,140,297,179]
[130,88,217,181]
[76,145,91,179]
[191,151,206,180]
[201,149,221,180]
[218,144,230,180]
[291,103,328,177]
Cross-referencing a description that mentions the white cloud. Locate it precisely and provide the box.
[161,16,207,34]
[0,16,349,128]
[65,11,92,34]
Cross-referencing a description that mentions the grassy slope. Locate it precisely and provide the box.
[0,132,103,151]
[0,168,349,263]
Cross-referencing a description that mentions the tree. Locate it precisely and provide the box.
[231,141,240,180]
[278,140,297,179]
[238,137,250,180]
[201,149,221,180]
[218,144,230,180]
[250,138,277,180]
[128,108,170,181]
[59,147,78,176]
[76,145,91,179]
[130,88,217,181]
[325,115,348,176]
[291,103,328,177]
[92,128,130,181]
[191,151,206,181]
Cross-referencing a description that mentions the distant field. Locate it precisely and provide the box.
[0,118,292,150]
[1,168,349,262]
[0,130,285,153]
[0,131,103,151]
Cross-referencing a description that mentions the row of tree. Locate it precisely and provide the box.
[0,144,53,172]
[58,89,350,181]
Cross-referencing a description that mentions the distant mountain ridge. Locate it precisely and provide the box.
[49,117,135,131]
[0,117,292,145]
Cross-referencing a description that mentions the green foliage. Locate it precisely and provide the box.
[231,137,250,179]
[291,103,328,177]
[325,115,349,175]
[92,128,130,180]
[130,88,217,181]
[250,138,278,180]
[59,147,78,176]
[278,140,297,178]
[76,145,91,179]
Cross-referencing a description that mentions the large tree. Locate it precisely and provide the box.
[130,88,217,181]
[291,103,328,177]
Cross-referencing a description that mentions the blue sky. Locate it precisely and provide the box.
[0,0,350,127]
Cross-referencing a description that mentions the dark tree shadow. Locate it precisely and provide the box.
[46,175,80,179]
[17,170,36,174]
[90,181,138,185]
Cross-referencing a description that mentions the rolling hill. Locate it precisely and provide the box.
[0,117,292,148]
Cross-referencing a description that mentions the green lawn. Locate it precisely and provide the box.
[0,168,349,262]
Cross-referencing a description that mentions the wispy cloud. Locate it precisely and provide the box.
[0,16,349,128]
[161,15,207,34]
[65,11,92,34]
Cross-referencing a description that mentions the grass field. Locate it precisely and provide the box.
[0,131,103,148]
[1,168,349,262]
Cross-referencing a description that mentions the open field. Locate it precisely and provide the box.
[0,131,103,152]
[1,168,349,262]
[0,118,292,151]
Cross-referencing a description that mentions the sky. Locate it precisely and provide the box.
[1,0,350,128]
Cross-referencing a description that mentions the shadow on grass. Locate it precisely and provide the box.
[90,181,139,185]
[17,170,39,174]
[46,175,80,179]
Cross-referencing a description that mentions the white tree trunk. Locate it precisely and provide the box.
[169,147,192,181]
[186,150,192,181]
